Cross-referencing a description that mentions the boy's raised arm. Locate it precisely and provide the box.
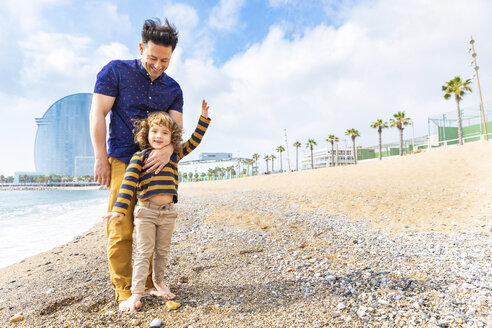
[177,100,211,161]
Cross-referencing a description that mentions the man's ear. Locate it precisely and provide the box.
[139,43,144,55]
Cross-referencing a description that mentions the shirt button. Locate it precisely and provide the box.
[150,82,153,85]
[149,96,151,99]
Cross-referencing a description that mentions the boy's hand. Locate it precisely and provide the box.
[102,212,124,224]
[201,99,210,118]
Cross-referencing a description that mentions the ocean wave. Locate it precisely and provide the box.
[0,193,109,268]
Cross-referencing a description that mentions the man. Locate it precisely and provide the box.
[89,18,182,311]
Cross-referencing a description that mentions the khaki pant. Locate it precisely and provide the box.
[107,157,154,303]
[131,200,177,295]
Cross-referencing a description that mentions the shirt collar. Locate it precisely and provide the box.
[136,59,166,82]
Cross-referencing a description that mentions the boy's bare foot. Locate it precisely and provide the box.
[149,282,175,300]
[118,294,142,313]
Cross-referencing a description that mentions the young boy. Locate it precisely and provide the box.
[103,100,211,312]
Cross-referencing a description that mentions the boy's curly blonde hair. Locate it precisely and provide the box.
[133,112,182,152]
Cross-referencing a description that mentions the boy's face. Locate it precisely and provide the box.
[148,123,172,150]
[140,41,173,81]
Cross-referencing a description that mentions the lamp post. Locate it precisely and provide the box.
[284,129,291,171]
[469,36,488,141]
[411,120,415,152]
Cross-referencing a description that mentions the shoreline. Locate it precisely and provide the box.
[0,185,106,191]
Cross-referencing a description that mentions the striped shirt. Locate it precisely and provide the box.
[112,115,211,215]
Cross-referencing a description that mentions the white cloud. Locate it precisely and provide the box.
[83,2,132,40]
[19,33,92,85]
[162,2,215,58]
[208,0,246,31]
[19,32,132,91]
[165,3,199,30]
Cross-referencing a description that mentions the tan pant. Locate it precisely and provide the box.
[131,199,177,295]
[107,157,154,303]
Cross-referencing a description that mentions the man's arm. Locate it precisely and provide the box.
[142,109,183,173]
[90,93,115,187]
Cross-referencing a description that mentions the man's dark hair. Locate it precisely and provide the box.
[141,18,178,51]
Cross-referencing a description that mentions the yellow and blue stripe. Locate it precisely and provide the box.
[112,115,211,215]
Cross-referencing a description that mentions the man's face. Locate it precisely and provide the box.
[140,41,173,81]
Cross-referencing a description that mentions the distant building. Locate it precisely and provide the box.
[34,93,94,176]
[199,153,232,161]
[180,153,251,177]
[301,147,356,169]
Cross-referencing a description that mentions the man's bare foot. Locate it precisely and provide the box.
[149,282,175,300]
[118,294,142,313]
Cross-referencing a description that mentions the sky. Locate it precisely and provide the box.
[0,0,491,176]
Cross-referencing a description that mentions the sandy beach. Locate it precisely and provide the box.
[0,141,491,327]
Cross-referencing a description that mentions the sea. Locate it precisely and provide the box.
[0,189,109,269]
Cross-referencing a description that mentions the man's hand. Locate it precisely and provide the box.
[143,143,173,174]
[201,99,210,118]
[94,158,111,187]
[102,211,124,224]
[90,93,114,188]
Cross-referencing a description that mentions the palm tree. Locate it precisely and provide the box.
[276,146,285,172]
[345,129,360,164]
[442,76,472,145]
[390,112,411,156]
[370,119,389,160]
[223,166,230,179]
[293,141,301,171]
[242,160,250,176]
[305,139,317,169]
[252,153,260,175]
[271,154,277,173]
[264,155,270,174]
[248,159,255,176]
[326,135,339,167]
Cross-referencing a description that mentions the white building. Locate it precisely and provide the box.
[180,153,252,179]
[301,147,355,170]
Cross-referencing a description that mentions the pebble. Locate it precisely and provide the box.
[166,300,181,311]
[378,299,390,306]
[336,302,346,310]
[149,318,163,327]
[9,312,24,323]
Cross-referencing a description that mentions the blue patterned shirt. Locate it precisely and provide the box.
[94,59,183,163]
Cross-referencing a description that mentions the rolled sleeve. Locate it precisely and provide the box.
[169,87,183,113]
[94,61,119,97]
